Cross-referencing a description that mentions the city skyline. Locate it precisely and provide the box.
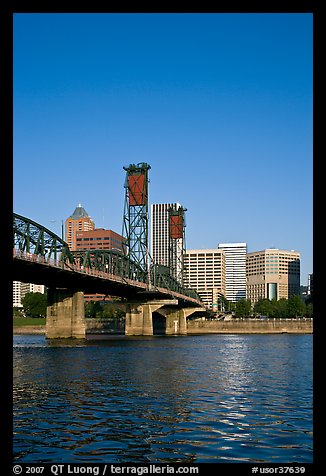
[13,13,312,284]
[62,200,305,293]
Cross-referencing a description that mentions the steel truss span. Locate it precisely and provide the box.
[13,213,202,305]
[13,213,74,265]
[71,249,147,283]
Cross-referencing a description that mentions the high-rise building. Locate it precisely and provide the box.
[150,203,184,275]
[65,204,95,250]
[13,281,23,308]
[246,249,300,304]
[183,249,226,309]
[218,242,247,302]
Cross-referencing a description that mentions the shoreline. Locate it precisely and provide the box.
[13,318,313,336]
[13,326,46,334]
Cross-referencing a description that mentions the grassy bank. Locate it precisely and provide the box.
[13,317,46,327]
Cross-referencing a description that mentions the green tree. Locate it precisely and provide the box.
[85,300,103,318]
[306,302,313,318]
[287,295,306,318]
[254,298,274,317]
[274,298,289,318]
[305,294,313,306]
[21,292,47,318]
[13,307,24,318]
[235,299,251,317]
[103,303,120,319]
[269,298,278,318]
[102,302,125,319]
[218,295,229,312]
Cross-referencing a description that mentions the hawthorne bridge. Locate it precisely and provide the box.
[13,163,205,338]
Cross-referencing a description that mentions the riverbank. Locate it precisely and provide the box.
[13,318,313,335]
[187,318,313,334]
[13,326,46,334]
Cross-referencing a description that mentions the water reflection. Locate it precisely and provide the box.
[13,334,312,463]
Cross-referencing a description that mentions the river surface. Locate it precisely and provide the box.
[13,334,313,463]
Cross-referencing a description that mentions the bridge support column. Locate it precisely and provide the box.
[46,288,86,339]
[157,307,205,335]
[122,300,178,336]
[166,309,187,335]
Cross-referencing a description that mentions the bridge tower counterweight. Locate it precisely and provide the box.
[168,206,187,286]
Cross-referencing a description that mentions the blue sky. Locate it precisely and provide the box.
[13,13,313,284]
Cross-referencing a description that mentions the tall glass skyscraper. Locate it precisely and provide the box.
[218,242,247,302]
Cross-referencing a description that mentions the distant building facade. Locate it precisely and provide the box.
[65,204,95,250]
[13,282,45,308]
[76,228,125,252]
[246,249,300,304]
[13,281,23,308]
[218,242,247,302]
[183,248,226,309]
[21,283,45,297]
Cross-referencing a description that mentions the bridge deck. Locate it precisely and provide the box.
[13,250,204,308]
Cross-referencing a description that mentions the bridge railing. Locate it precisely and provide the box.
[13,248,202,304]
[13,248,149,288]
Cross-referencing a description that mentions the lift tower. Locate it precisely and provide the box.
[168,206,187,285]
[122,163,151,282]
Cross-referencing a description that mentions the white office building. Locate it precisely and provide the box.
[218,242,247,302]
[13,282,45,308]
[183,249,226,309]
[13,281,23,308]
[21,283,45,297]
[150,202,183,271]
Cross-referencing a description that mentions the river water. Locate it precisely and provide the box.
[13,334,313,463]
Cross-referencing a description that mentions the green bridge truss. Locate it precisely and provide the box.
[13,213,73,264]
[13,213,201,302]
[71,249,147,283]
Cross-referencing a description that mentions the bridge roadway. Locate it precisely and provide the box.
[13,249,205,338]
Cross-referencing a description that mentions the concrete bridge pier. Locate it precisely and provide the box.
[157,307,205,335]
[123,300,178,336]
[46,288,86,339]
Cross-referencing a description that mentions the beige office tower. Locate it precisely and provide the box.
[246,249,300,304]
[183,249,226,309]
[65,204,95,250]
